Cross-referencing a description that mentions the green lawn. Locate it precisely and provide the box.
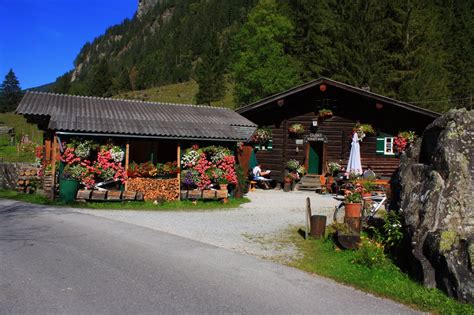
[0,190,249,211]
[288,231,473,314]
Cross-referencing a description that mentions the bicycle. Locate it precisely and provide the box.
[333,192,388,226]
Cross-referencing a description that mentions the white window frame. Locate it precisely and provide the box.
[384,137,396,155]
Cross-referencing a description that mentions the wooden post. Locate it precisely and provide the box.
[177,142,181,200]
[124,140,130,191]
[305,197,311,240]
[50,135,58,200]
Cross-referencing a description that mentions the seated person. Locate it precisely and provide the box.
[252,164,273,189]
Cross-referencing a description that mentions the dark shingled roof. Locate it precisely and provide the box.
[17,92,256,141]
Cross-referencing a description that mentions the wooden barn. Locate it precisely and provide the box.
[236,78,440,182]
[16,92,256,200]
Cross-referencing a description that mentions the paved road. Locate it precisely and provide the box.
[0,199,417,314]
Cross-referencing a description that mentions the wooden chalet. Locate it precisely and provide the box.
[236,78,440,181]
[16,92,256,200]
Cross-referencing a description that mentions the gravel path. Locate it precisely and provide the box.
[75,190,339,258]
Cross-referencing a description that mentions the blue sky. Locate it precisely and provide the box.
[0,0,137,89]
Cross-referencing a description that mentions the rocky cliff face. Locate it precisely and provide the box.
[394,109,473,303]
[137,0,161,17]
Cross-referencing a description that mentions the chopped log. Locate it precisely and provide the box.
[107,190,122,201]
[76,190,92,200]
[91,190,107,200]
[136,192,144,201]
[122,191,137,201]
[17,180,24,186]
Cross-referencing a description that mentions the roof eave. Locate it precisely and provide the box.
[236,77,441,118]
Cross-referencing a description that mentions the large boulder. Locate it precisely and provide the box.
[394,108,473,303]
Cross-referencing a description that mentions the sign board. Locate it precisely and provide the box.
[304,133,327,143]
[295,139,304,145]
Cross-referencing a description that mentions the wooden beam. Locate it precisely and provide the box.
[177,142,181,200]
[50,135,58,200]
[124,140,130,191]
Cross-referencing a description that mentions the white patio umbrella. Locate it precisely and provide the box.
[346,132,363,176]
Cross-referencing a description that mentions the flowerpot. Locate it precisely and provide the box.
[344,203,362,218]
[59,178,80,203]
[220,184,228,192]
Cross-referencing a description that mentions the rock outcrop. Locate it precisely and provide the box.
[137,0,161,17]
[394,109,473,303]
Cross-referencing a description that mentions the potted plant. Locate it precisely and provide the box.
[218,178,229,192]
[361,181,376,200]
[288,123,305,136]
[344,191,362,218]
[286,159,300,171]
[59,164,83,203]
[283,174,293,192]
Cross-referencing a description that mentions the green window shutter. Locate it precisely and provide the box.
[267,139,273,150]
[376,138,385,155]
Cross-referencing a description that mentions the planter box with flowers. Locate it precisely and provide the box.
[180,145,237,200]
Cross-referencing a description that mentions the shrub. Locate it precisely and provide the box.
[352,237,386,268]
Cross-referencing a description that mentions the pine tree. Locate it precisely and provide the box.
[0,69,23,113]
[285,0,338,81]
[195,36,226,105]
[232,0,302,106]
[89,59,112,97]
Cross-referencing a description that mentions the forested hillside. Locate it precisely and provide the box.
[52,0,474,112]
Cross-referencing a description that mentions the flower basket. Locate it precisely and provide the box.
[288,123,305,136]
[251,128,272,145]
[352,123,375,141]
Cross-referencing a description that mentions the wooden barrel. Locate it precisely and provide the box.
[310,215,327,239]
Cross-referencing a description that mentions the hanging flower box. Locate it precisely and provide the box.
[288,123,305,136]
[352,123,375,141]
[251,128,272,145]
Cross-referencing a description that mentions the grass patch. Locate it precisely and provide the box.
[0,112,41,163]
[0,190,249,211]
[114,79,237,109]
[288,229,473,314]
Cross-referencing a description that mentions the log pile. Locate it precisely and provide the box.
[43,170,55,199]
[76,189,145,202]
[17,167,41,194]
[127,178,180,201]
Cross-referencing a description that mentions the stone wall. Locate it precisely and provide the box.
[0,162,35,190]
[393,109,473,303]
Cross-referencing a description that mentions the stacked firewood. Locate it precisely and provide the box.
[127,178,180,201]
[17,167,41,194]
